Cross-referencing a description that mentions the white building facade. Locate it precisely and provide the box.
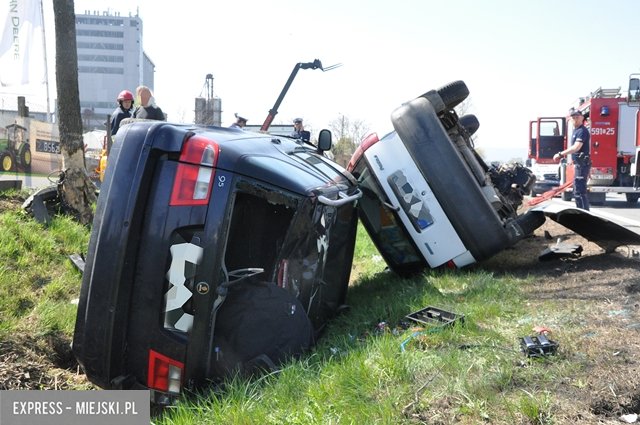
[75,9,155,128]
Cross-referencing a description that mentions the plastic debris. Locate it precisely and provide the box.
[406,306,465,328]
[519,334,559,357]
[620,413,638,423]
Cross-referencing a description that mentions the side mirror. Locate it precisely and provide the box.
[317,129,332,152]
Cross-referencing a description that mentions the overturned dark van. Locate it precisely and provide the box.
[73,123,361,403]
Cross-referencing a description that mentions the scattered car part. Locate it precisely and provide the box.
[531,204,640,253]
[406,306,465,328]
[69,253,85,273]
[539,238,583,261]
[519,335,559,357]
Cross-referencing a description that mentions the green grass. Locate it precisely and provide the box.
[0,189,598,423]
[0,197,88,338]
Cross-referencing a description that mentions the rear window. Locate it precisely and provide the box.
[352,162,424,268]
[292,152,351,185]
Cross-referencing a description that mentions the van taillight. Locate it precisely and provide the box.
[148,349,184,394]
[170,135,220,206]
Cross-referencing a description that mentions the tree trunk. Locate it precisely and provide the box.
[52,0,97,225]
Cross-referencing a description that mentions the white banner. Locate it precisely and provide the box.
[0,0,45,87]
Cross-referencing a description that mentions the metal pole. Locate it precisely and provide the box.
[39,0,51,122]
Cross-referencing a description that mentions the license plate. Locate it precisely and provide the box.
[35,139,61,154]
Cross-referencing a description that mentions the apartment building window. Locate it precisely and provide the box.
[78,66,124,74]
[78,55,124,63]
[76,17,124,26]
[77,29,124,38]
[77,42,124,50]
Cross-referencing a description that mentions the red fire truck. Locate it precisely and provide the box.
[528,75,640,204]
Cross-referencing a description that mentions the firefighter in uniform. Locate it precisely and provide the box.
[110,90,134,136]
[554,109,591,211]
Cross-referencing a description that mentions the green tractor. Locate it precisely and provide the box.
[0,124,31,172]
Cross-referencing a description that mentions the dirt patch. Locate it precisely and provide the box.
[0,197,24,214]
[473,206,640,423]
[0,335,92,390]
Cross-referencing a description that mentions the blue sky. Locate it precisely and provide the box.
[18,1,640,160]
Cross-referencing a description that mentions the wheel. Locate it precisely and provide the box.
[561,191,572,202]
[588,192,605,206]
[514,210,546,236]
[19,144,31,172]
[458,114,480,137]
[436,80,469,110]
[0,151,13,172]
[626,193,640,203]
[21,185,60,212]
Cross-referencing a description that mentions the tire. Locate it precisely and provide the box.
[458,114,480,137]
[625,193,640,203]
[21,185,60,211]
[561,191,572,202]
[436,80,469,110]
[514,210,546,236]
[588,192,605,206]
[0,151,13,172]
[19,144,31,172]
[418,90,446,114]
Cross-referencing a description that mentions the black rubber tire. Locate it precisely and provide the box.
[21,185,59,211]
[514,210,546,236]
[20,144,31,172]
[589,192,605,206]
[625,193,640,203]
[561,191,572,202]
[0,152,12,172]
[458,114,480,137]
[436,80,469,110]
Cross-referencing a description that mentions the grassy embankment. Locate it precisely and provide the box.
[0,189,588,424]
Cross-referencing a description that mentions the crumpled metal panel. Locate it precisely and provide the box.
[531,204,640,252]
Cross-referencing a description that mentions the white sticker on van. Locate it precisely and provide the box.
[163,242,204,333]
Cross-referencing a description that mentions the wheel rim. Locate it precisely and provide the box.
[2,156,11,171]
[24,150,31,165]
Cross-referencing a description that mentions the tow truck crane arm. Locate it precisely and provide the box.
[260,59,342,132]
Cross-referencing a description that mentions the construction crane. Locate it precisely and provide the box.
[260,59,342,132]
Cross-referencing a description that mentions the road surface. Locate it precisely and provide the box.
[545,193,640,235]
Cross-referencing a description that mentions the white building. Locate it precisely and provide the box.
[75,9,155,129]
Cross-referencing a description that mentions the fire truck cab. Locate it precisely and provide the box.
[528,79,640,204]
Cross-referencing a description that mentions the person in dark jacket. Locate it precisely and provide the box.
[290,117,310,141]
[132,86,165,121]
[229,113,248,129]
[553,109,591,210]
[110,90,134,135]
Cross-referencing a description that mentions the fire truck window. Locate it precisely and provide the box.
[629,78,640,102]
